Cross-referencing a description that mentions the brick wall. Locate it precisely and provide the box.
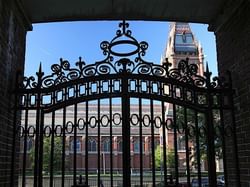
[0,1,28,186]
[215,1,250,186]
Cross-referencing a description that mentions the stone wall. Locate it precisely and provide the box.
[215,1,250,186]
[0,0,29,186]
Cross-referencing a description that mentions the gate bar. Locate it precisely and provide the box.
[139,98,143,186]
[184,107,191,187]
[85,101,89,186]
[219,93,228,186]
[73,103,78,186]
[22,109,29,187]
[61,106,66,187]
[49,111,55,187]
[109,98,113,187]
[121,72,131,187]
[150,99,156,187]
[194,111,202,187]
[205,94,217,186]
[161,101,168,186]
[173,104,179,185]
[97,99,101,187]
[38,111,45,187]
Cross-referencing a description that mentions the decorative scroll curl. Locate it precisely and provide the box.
[169,58,206,87]
[19,21,230,90]
[42,58,81,88]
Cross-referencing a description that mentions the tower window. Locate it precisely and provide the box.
[175,33,193,44]
[182,32,187,43]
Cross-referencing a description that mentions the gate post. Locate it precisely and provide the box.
[121,59,131,187]
[204,68,217,187]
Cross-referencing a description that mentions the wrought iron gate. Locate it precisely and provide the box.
[11,21,240,187]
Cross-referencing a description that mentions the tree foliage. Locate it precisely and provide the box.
[175,105,223,169]
[155,145,175,169]
[30,137,63,173]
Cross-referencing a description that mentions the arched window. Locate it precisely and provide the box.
[70,139,81,152]
[88,138,97,152]
[117,140,122,152]
[133,139,145,153]
[102,139,110,152]
[134,139,140,153]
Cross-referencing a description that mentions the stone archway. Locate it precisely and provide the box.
[1,0,249,186]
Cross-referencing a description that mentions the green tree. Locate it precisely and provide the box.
[175,105,223,169]
[155,145,175,169]
[30,137,63,174]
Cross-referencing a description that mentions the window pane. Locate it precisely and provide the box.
[103,139,110,152]
[71,139,81,152]
[118,140,122,152]
[134,140,139,153]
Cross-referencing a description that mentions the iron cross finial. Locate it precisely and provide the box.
[119,20,129,34]
[122,20,126,34]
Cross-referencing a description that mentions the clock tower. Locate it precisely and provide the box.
[163,22,204,75]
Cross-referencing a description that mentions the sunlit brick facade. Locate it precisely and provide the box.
[20,104,162,173]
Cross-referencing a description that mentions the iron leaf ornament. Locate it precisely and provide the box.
[19,21,229,90]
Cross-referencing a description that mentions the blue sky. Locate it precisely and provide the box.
[25,21,217,77]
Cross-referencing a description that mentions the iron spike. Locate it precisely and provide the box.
[206,62,209,73]
[36,62,44,78]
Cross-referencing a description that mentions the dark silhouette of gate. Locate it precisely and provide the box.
[11,21,240,187]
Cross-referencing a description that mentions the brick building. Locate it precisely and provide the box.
[20,103,162,173]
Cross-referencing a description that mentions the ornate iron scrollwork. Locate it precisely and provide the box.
[12,21,239,187]
[19,21,230,91]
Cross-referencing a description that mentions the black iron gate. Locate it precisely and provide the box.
[11,21,240,187]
